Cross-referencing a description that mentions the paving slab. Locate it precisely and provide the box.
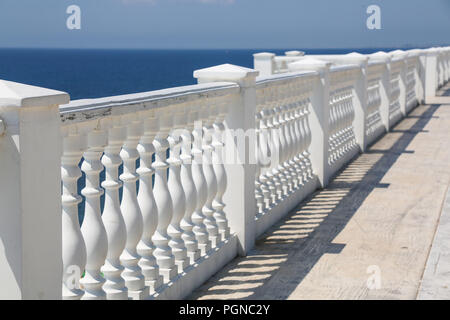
[417,183,450,299]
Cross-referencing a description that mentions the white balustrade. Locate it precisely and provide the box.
[2,47,449,300]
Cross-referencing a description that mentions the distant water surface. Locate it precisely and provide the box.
[0,48,405,101]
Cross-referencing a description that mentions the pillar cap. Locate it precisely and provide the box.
[285,50,305,57]
[194,63,259,83]
[406,49,423,57]
[425,47,439,56]
[288,58,332,74]
[369,51,392,63]
[341,52,369,66]
[389,49,409,59]
[253,52,275,59]
[0,80,69,108]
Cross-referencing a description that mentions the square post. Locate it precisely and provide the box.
[389,50,408,117]
[339,53,369,152]
[0,80,69,299]
[369,52,392,132]
[253,53,275,77]
[425,48,438,103]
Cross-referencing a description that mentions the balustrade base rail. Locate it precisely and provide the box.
[151,235,238,300]
[256,177,319,238]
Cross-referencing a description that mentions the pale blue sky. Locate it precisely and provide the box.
[0,0,448,49]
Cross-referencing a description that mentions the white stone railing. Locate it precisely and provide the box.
[0,46,449,299]
[254,71,318,236]
[59,82,241,300]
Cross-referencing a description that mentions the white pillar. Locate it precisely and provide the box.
[369,52,391,132]
[390,50,408,117]
[343,53,369,152]
[289,59,332,187]
[253,53,275,77]
[425,49,438,103]
[194,64,259,256]
[408,49,426,104]
[0,80,68,299]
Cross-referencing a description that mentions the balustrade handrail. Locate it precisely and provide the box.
[60,82,239,124]
[256,70,318,87]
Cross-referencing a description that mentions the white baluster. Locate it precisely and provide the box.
[281,84,295,192]
[286,83,300,189]
[202,102,220,248]
[180,105,201,263]
[255,96,265,218]
[297,99,308,183]
[267,92,283,202]
[80,124,108,300]
[168,104,190,272]
[212,99,231,240]
[101,118,129,300]
[303,97,314,180]
[152,108,178,283]
[62,127,87,300]
[120,116,149,299]
[274,103,289,197]
[290,82,304,187]
[191,100,212,255]
[258,90,274,210]
[136,111,164,293]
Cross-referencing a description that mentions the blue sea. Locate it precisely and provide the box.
[0,48,404,101]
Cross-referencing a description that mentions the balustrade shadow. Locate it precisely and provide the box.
[437,83,450,96]
[189,103,440,300]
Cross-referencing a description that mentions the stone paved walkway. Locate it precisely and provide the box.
[189,84,450,300]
